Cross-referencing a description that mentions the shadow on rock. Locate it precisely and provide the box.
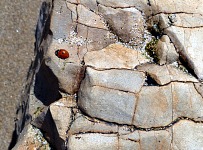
[34,60,62,106]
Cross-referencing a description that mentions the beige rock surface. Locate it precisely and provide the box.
[84,43,149,69]
[13,0,203,149]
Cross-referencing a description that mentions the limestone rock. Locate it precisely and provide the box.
[134,85,173,127]
[49,100,73,140]
[85,67,145,93]
[78,67,146,124]
[137,63,198,85]
[77,4,107,29]
[68,133,118,150]
[12,125,50,150]
[85,43,149,69]
[50,0,76,39]
[194,83,203,98]
[138,129,172,150]
[69,113,118,135]
[156,35,179,65]
[150,0,203,14]
[78,85,136,124]
[13,0,203,150]
[45,43,85,94]
[99,5,145,45]
[173,120,203,150]
[165,26,203,80]
[172,82,203,121]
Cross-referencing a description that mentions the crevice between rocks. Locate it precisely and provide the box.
[193,83,203,99]
[77,106,203,133]
[76,21,109,30]
[148,12,202,19]
[91,85,135,94]
[86,65,137,71]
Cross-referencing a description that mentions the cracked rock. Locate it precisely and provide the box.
[68,133,118,150]
[69,113,118,135]
[79,85,136,124]
[77,4,107,29]
[165,26,203,80]
[84,67,145,93]
[12,0,203,149]
[84,43,149,69]
[156,35,179,65]
[134,85,173,127]
[172,82,203,121]
[49,99,73,140]
[173,120,203,150]
[137,63,198,85]
[99,5,145,45]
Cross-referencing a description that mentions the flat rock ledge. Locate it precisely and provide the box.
[12,0,203,150]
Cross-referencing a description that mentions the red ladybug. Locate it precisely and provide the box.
[55,49,69,59]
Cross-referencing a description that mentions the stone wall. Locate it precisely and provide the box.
[12,0,203,149]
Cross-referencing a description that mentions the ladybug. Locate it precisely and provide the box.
[55,49,69,59]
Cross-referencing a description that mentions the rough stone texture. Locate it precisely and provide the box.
[165,26,203,80]
[172,82,203,121]
[134,85,173,127]
[173,120,203,150]
[12,0,203,149]
[84,67,145,93]
[137,63,198,85]
[156,35,179,65]
[69,113,118,135]
[12,125,50,150]
[98,5,145,45]
[194,83,203,98]
[68,133,118,150]
[79,85,136,124]
[49,100,72,140]
[85,43,149,69]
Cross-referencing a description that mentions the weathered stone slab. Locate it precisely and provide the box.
[134,85,173,127]
[173,120,203,150]
[99,5,145,45]
[119,139,140,150]
[139,129,172,150]
[50,101,73,140]
[69,113,118,135]
[85,43,149,69]
[68,133,118,150]
[85,67,145,93]
[194,83,203,98]
[172,82,203,121]
[137,64,198,85]
[78,85,136,124]
[165,26,203,80]
[156,35,179,65]
[77,4,107,29]
[150,0,203,14]
[137,64,171,85]
[50,0,76,39]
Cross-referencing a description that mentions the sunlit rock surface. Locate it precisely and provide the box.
[12,0,203,149]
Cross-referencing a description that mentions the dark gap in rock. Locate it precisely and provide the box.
[34,60,62,106]
[178,55,198,79]
[147,23,163,39]
[144,75,159,86]
[32,109,65,150]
